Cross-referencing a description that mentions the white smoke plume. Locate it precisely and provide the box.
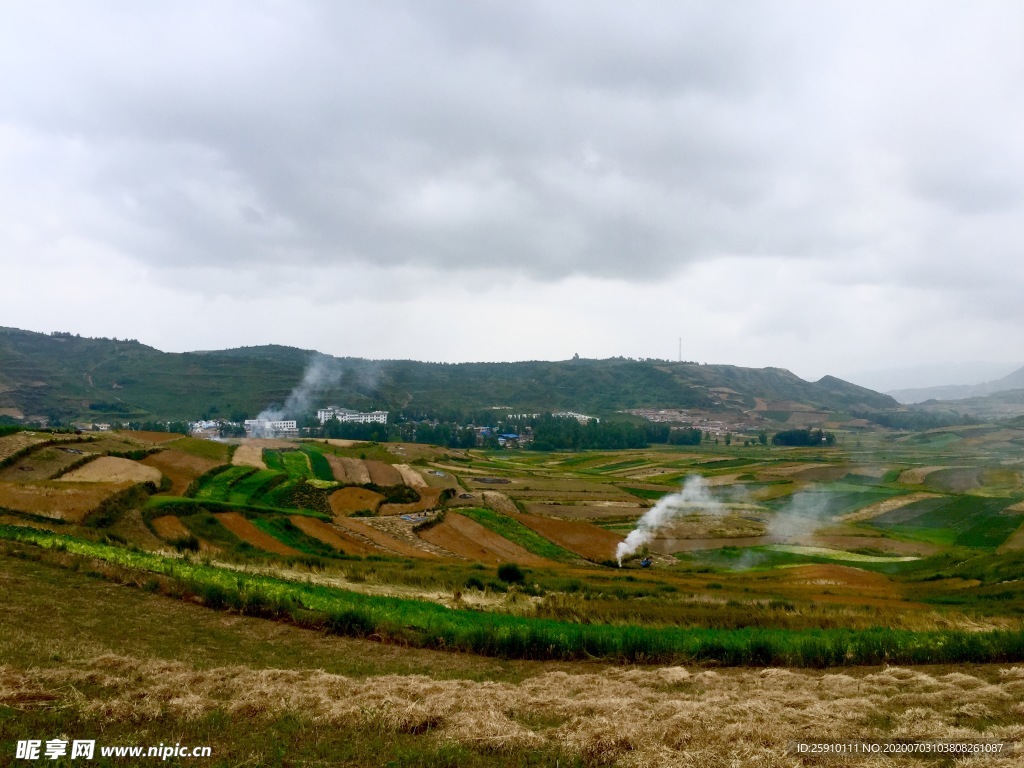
[765,486,833,540]
[257,354,343,422]
[616,475,724,565]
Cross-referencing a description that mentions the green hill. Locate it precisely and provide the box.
[0,326,897,424]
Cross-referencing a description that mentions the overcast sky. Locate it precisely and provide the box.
[2,1,1022,389]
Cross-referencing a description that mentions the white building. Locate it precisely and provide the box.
[552,411,600,424]
[244,419,299,438]
[317,406,389,425]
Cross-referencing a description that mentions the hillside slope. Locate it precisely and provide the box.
[0,326,897,423]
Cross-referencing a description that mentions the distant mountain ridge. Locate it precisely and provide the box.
[0,326,897,424]
[890,366,1024,404]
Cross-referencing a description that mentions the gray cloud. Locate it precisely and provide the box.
[2,1,1024,374]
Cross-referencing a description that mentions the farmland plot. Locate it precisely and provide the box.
[0,480,129,522]
[59,457,162,485]
[0,446,96,482]
[418,512,554,566]
[141,449,221,495]
[214,512,301,556]
[329,487,384,516]
[287,515,379,556]
[364,459,402,486]
[512,512,623,562]
[232,444,267,469]
[325,456,371,485]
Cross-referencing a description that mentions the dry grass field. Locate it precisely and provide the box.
[231,444,267,469]
[0,432,49,463]
[58,456,162,484]
[0,480,128,522]
[0,446,96,482]
[393,463,428,487]
[7,652,1022,768]
[524,502,644,520]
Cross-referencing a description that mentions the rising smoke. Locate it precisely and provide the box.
[256,354,344,422]
[616,475,724,565]
[616,477,839,567]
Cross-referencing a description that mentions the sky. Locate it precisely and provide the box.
[2,1,1023,390]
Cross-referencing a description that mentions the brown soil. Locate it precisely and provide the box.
[326,456,371,485]
[151,515,192,540]
[329,487,384,516]
[418,513,555,567]
[379,487,443,516]
[58,457,162,485]
[511,512,623,562]
[214,512,301,557]
[365,460,402,486]
[287,515,379,556]
[996,520,1024,553]
[141,450,221,495]
[0,481,129,523]
[333,517,439,559]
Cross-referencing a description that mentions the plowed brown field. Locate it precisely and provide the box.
[379,487,443,516]
[325,456,371,485]
[364,460,402,486]
[511,512,623,562]
[333,517,438,558]
[419,513,554,566]
[151,515,192,540]
[141,450,222,495]
[214,512,301,556]
[288,515,378,556]
[329,487,384,516]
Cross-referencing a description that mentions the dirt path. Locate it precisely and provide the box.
[419,513,555,567]
[215,512,301,557]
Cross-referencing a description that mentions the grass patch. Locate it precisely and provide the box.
[5,524,1024,666]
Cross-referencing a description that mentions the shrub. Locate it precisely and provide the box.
[497,563,526,585]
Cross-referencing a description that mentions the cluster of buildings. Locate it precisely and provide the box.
[316,406,389,425]
[242,419,299,438]
[621,408,754,437]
